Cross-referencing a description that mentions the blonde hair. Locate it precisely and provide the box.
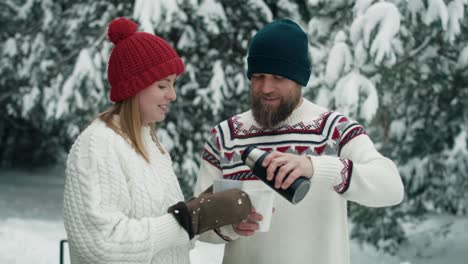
[98,96,165,162]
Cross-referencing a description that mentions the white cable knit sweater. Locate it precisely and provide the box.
[194,98,404,264]
[63,118,191,264]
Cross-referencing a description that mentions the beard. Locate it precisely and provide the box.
[251,88,301,129]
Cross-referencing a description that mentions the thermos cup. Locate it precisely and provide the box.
[241,146,311,204]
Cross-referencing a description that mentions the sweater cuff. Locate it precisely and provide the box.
[168,202,194,239]
[216,225,239,241]
[309,155,353,194]
[150,213,190,252]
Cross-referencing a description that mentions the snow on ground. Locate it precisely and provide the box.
[0,167,467,264]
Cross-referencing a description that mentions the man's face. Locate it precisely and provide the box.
[250,73,302,129]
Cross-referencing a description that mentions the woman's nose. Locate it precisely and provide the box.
[167,86,177,101]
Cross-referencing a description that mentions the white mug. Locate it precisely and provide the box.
[213,178,243,193]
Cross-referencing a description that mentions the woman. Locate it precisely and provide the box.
[63,17,251,264]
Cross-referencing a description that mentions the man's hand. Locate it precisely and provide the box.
[262,151,314,190]
[233,207,276,236]
[232,207,263,236]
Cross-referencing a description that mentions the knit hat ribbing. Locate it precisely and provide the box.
[247,19,311,86]
[107,17,184,102]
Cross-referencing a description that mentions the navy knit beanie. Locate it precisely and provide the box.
[247,19,311,86]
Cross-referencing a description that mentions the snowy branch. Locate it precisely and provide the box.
[56,32,106,66]
[360,32,435,76]
[0,1,17,13]
[393,33,435,69]
[0,93,14,104]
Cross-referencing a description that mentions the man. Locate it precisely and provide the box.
[194,19,404,264]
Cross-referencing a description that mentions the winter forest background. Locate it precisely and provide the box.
[1,0,467,263]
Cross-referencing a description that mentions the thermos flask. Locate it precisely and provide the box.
[241,146,311,204]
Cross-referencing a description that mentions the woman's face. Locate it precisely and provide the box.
[137,74,177,125]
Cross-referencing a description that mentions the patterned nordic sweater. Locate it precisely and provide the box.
[63,118,191,264]
[194,98,404,264]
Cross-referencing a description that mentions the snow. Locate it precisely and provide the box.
[40,60,54,72]
[421,0,467,42]
[178,26,196,50]
[249,0,273,22]
[315,87,332,108]
[307,0,347,8]
[21,86,40,118]
[233,72,247,95]
[457,45,468,69]
[333,71,378,123]
[133,0,181,34]
[350,14,365,45]
[309,44,329,67]
[3,38,17,57]
[324,31,352,87]
[423,0,448,31]
[399,156,428,193]
[206,60,226,116]
[55,48,103,119]
[354,40,368,67]
[44,74,64,120]
[181,141,200,180]
[307,17,333,40]
[18,35,42,78]
[396,215,468,263]
[196,0,227,35]
[277,0,302,23]
[350,2,401,66]
[158,125,176,152]
[389,119,406,141]
[307,0,321,6]
[444,130,468,173]
[353,0,374,16]
[407,0,425,25]
[365,3,400,65]
[16,0,35,19]
[41,0,54,28]
[0,218,67,264]
[445,0,467,43]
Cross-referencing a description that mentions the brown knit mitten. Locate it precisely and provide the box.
[168,188,251,239]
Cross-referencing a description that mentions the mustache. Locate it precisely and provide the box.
[250,93,299,129]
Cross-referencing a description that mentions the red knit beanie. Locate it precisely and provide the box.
[106,17,184,102]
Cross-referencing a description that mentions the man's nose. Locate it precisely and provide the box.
[259,78,275,94]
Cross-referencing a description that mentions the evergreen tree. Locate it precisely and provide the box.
[300,0,468,253]
[0,0,132,166]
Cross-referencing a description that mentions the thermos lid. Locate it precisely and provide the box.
[241,146,255,162]
[242,146,264,169]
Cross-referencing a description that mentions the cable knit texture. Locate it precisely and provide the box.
[194,98,404,264]
[63,118,191,264]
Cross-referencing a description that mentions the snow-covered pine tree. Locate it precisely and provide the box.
[0,0,131,166]
[302,0,468,253]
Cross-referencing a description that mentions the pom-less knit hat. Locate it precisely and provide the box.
[107,17,184,102]
[247,19,311,86]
